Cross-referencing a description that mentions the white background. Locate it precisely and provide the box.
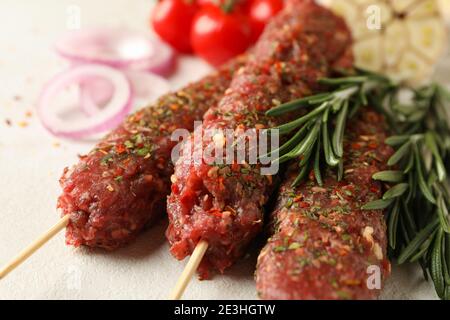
[0,0,448,299]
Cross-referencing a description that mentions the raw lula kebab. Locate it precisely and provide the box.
[168,0,354,298]
[170,0,450,299]
[0,48,247,278]
[0,0,284,279]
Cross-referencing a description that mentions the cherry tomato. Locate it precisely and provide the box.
[191,4,252,66]
[247,0,283,42]
[151,0,199,53]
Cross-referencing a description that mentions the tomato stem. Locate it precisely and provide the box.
[221,0,237,14]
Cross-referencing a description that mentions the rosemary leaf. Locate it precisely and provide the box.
[383,183,409,200]
[437,194,450,233]
[431,229,445,298]
[322,122,340,167]
[274,102,328,135]
[446,234,450,285]
[388,199,400,249]
[362,198,394,210]
[404,153,415,174]
[265,92,330,117]
[359,85,368,106]
[314,134,323,186]
[398,218,439,264]
[401,198,417,233]
[388,141,411,166]
[410,233,436,263]
[291,163,310,188]
[280,121,320,163]
[319,76,368,85]
[332,100,348,157]
[385,135,410,147]
[414,144,437,204]
[373,171,405,183]
[264,124,308,158]
[425,132,446,182]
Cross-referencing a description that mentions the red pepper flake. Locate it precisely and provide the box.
[351,142,362,150]
[368,142,378,149]
[298,201,310,208]
[115,144,126,154]
[25,111,33,118]
[244,175,254,182]
[207,208,223,218]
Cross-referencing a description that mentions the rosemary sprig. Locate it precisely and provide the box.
[266,70,393,187]
[363,83,450,300]
[266,68,450,300]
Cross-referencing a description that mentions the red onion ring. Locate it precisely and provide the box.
[37,64,133,139]
[124,70,171,104]
[79,70,170,116]
[79,77,114,116]
[55,28,176,76]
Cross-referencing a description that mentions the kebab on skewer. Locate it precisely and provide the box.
[256,109,393,299]
[167,0,354,297]
[0,56,246,279]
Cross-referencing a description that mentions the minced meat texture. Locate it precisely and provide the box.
[166,0,353,279]
[255,110,393,300]
[58,56,246,250]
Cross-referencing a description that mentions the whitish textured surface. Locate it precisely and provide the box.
[0,0,448,300]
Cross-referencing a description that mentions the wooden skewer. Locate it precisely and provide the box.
[0,214,70,280]
[169,240,209,300]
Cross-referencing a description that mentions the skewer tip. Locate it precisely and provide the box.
[0,215,70,280]
[169,240,209,300]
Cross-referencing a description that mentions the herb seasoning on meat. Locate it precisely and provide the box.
[166,0,353,278]
[58,56,246,250]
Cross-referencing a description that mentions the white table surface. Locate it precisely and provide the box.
[0,0,447,300]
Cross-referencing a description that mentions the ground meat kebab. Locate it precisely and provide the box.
[256,110,393,300]
[166,0,353,279]
[58,56,246,250]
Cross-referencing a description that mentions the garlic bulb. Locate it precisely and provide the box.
[324,0,448,84]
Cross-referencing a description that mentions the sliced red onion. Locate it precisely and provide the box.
[55,28,176,76]
[129,41,177,76]
[79,77,114,116]
[79,71,170,116]
[37,64,132,139]
[125,70,171,103]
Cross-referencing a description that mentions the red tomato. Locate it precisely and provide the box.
[190,4,252,66]
[151,0,199,53]
[247,0,283,42]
